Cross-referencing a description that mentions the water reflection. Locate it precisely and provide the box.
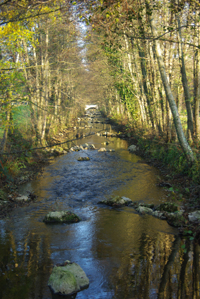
[0,222,200,299]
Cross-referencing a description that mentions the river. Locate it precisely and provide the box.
[0,114,199,299]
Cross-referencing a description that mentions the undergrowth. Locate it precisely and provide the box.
[136,137,200,184]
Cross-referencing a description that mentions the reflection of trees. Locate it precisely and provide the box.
[192,243,199,299]
[0,230,52,299]
[127,234,200,299]
[128,233,176,299]
[158,236,181,299]
[177,239,190,299]
[105,230,200,299]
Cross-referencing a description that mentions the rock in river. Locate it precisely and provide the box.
[77,157,90,161]
[128,145,138,153]
[136,206,153,215]
[99,196,132,207]
[48,261,89,296]
[43,211,80,224]
[98,147,107,152]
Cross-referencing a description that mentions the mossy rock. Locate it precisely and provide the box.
[48,261,89,295]
[43,211,80,224]
[99,196,132,207]
[166,212,186,227]
[77,157,90,161]
[136,206,153,215]
[157,202,178,213]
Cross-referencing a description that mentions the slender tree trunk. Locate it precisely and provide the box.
[137,40,155,129]
[177,16,194,140]
[194,49,200,142]
[193,15,200,142]
[147,3,195,163]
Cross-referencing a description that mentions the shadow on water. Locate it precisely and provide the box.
[0,118,200,298]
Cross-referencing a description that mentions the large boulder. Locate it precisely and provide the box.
[43,211,80,224]
[99,196,132,207]
[48,261,89,296]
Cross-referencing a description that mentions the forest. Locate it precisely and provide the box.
[1,0,200,186]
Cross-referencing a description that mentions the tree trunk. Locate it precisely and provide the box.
[193,13,200,142]
[147,2,195,163]
[177,16,194,140]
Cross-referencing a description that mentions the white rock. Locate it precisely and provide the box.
[188,211,200,222]
[15,195,29,202]
[128,145,138,153]
[98,148,107,152]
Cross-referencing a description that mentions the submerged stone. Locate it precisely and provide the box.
[43,211,80,224]
[48,261,89,296]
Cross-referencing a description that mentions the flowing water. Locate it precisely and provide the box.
[0,116,200,299]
